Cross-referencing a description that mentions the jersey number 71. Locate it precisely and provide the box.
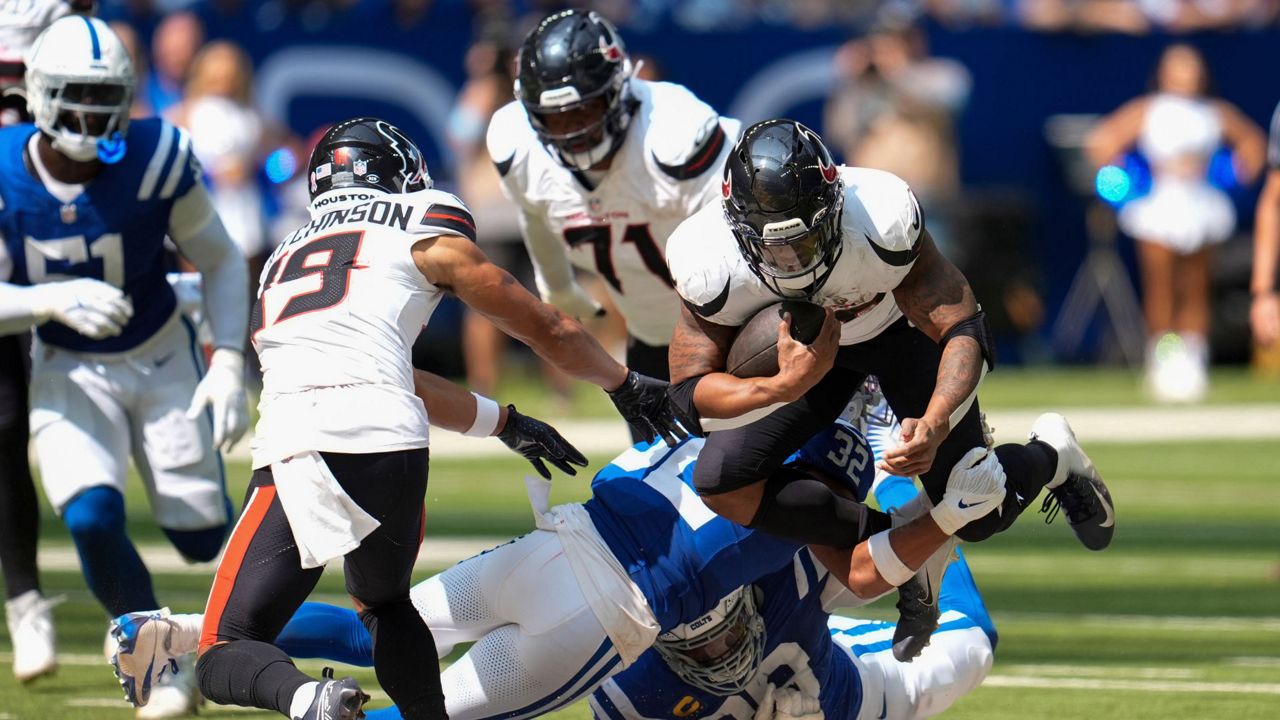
[251,231,363,337]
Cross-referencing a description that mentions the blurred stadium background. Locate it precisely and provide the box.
[2,0,1280,718]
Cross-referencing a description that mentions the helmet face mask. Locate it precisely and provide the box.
[653,587,766,697]
[516,10,636,170]
[26,17,134,163]
[723,119,846,299]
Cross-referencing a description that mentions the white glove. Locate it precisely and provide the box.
[30,278,134,339]
[755,682,825,720]
[930,446,1007,535]
[547,283,604,319]
[166,272,204,323]
[187,348,249,452]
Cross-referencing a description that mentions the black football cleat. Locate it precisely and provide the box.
[1030,413,1116,551]
[296,669,369,720]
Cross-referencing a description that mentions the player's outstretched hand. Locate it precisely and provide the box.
[187,348,249,452]
[33,277,134,339]
[878,415,946,477]
[929,446,1007,535]
[607,370,688,447]
[498,404,589,479]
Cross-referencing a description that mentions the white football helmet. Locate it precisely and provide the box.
[653,586,766,696]
[25,16,133,163]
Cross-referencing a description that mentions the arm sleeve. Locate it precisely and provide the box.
[168,182,250,352]
[519,207,579,302]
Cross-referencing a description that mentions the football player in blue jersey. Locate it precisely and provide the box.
[111,396,1004,720]
[0,16,249,717]
[590,474,996,720]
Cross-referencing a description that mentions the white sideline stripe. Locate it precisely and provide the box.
[995,612,1280,632]
[36,536,506,574]
[1231,656,1280,667]
[212,403,1280,462]
[1001,664,1202,679]
[983,675,1280,695]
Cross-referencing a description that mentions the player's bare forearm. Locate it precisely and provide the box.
[894,233,982,427]
[416,235,627,390]
[811,514,950,598]
[412,369,508,435]
[670,303,791,417]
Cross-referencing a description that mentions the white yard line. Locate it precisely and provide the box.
[216,403,1280,461]
[982,675,1280,695]
[36,536,507,575]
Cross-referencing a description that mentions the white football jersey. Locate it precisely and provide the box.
[0,0,73,69]
[667,167,923,345]
[488,79,739,346]
[250,187,476,468]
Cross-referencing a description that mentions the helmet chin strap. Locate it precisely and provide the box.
[52,132,100,162]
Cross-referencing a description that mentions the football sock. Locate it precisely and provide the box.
[749,467,893,547]
[0,424,40,599]
[276,602,374,667]
[196,640,311,714]
[289,682,319,719]
[62,486,159,615]
[359,600,447,720]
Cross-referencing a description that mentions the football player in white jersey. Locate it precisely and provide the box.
[488,10,738,440]
[664,119,1117,659]
[0,0,92,686]
[192,117,682,720]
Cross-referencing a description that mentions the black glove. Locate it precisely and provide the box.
[498,404,589,479]
[607,371,688,447]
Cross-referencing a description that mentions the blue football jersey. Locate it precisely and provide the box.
[591,551,864,720]
[583,438,802,632]
[0,119,197,352]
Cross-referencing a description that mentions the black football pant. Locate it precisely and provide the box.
[0,333,39,600]
[691,317,1054,542]
[197,448,446,720]
[624,336,670,444]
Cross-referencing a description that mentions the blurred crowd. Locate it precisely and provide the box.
[96,0,1280,34]
[85,0,1280,402]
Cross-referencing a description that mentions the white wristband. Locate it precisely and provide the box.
[464,393,501,437]
[929,503,967,536]
[867,529,915,587]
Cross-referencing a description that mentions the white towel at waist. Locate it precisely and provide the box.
[525,475,660,666]
[272,451,381,569]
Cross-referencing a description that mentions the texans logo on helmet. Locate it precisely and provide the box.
[598,34,624,63]
[799,126,839,184]
[721,173,731,199]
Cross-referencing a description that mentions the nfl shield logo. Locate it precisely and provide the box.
[589,197,602,215]
[60,204,77,224]
[353,159,368,176]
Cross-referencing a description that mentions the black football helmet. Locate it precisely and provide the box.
[515,9,636,170]
[308,117,430,201]
[722,119,845,299]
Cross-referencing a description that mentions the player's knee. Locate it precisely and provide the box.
[164,524,229,563]
[62,486,126,541]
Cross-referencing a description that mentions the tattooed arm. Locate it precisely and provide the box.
[670,301,840,420]
[881,231,983,476]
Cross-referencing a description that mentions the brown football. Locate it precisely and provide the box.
[725,300,827,378]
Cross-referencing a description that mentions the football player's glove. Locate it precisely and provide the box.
[607,371,687,447]
[930,447,1007,535]
[498,405,588,479]
[186,348,249,452]
[31,277,134,339]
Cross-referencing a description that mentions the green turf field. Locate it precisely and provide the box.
[1,370,1278,719]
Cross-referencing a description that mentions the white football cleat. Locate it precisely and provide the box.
[5,589,60,682]
[136,653,201,719]
[1029,413,1116,551]
[111,609,186,707]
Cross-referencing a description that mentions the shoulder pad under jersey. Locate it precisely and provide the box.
[642,81,729,182]
[840,167,924,268]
